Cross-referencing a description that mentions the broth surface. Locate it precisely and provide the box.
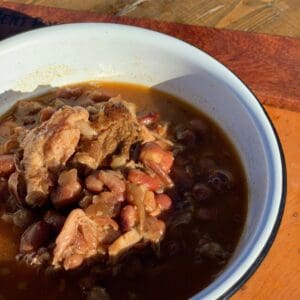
[0,82,247,300]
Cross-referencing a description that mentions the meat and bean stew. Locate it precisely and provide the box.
[0,82,247,300]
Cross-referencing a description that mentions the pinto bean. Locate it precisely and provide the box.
[138,112,159,127]
[144,191,157,213]
[128,169,161,191]
[85,172,104,193]
[0,155,15,177]
[43,210,66,233]
[51,169,82,208]
[20,221,52,253]
[98,170,125,195]
[121,205,137,232]
[156,194,172,211]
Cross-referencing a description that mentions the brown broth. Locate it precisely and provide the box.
[0,82,247,300]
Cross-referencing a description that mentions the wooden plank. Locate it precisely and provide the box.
[9,0,300,39]
[0,3,299,300]
[0,1,299,111]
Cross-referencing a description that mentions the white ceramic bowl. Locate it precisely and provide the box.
[0,24,286,299]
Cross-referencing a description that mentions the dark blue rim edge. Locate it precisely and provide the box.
[0,23,287,300]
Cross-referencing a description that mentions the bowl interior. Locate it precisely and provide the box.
[0,24,284,299]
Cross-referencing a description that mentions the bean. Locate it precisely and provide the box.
[0,155,15,177]
[43,210,66,233]
[20,221,52,253]
[192,183,212,203]
[128,169,161,192]
[138,112,159,127]
[85,173,104,193]
[120,205,137,232]
[156,194,172,211]
[208,169,234,191]
[13,209,34,228]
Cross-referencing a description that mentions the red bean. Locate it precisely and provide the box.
[156,194,172,211]
[0,155,15,177]
[20,221,52,253]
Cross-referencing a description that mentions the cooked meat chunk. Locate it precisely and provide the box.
[73,98,141,169]
[51,169,82,208]
[21,106,89,206]
[52,209,118,270]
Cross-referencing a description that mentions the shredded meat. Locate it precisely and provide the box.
[21,106,89,206]
[52,209,119,270]
[73,98,141,169]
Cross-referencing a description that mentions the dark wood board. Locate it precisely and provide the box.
[0,0,299,111]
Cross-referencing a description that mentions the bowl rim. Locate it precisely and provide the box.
[0,23,287,299]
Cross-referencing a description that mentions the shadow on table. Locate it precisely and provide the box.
[0,7,46,40]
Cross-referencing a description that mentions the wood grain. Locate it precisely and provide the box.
[0,2,299,300]
[0,1,299,111]
[234,105,300,300]
[9,0,300,38]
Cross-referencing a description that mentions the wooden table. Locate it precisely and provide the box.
[9,0,300,38]
[0,1,300,299]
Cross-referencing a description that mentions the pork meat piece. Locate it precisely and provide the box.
[52,208,119,270]
[21,106,90,206]
[73,98,141,169]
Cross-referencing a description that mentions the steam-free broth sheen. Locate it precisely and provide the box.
[0,82,247,300]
